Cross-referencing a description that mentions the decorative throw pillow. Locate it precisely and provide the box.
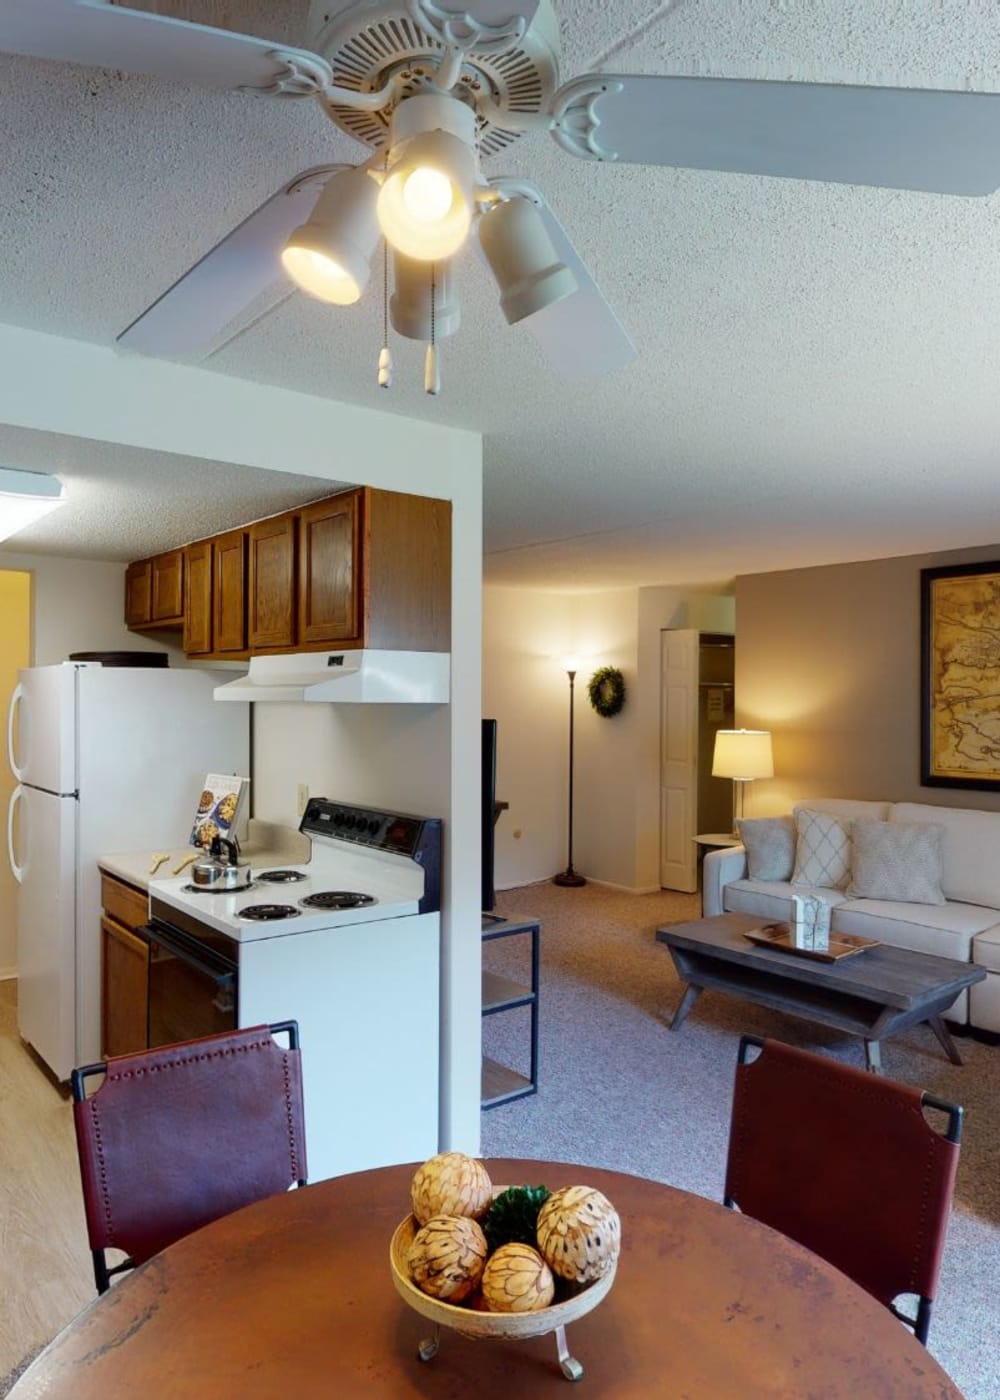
[736,816,796,882]
[848,819,946,904]
[791,808,852,889]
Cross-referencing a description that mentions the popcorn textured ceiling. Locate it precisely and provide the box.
[1,1,1000,587]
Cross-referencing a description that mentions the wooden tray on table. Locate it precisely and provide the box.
[743,923,878,963]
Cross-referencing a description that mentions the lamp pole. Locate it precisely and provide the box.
[553,663,586,888]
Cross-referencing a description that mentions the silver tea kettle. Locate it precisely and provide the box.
[191,834,253,890]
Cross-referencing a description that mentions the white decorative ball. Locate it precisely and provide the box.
[411,1152,493,1226]
[481,1243,555,1313]
[536,1185,621,1283]
[407,1214,489,1303]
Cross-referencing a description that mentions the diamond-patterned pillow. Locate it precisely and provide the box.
[792,809,852,889]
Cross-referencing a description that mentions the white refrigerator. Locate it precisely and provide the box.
[7,662,249,1080]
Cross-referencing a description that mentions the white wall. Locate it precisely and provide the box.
[483,583,734,894]
[0,551,180,666]
[0,322,483,1156]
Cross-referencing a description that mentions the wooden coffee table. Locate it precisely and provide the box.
[656,912,986,1072]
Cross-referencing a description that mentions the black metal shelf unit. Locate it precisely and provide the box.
[481,914,540,1109]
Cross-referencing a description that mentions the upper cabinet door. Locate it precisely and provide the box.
[248,514,296,650]
[297,491,363,646]
[183,540,213,655]
[151,550,184,624]
[214,530,248,655]
[124,559,152,629]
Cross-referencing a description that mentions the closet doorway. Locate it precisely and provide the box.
[659,630,734,892]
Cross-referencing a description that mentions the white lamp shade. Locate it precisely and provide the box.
[712,729,773,781]
[281,168,380,305]
[377,129,477,262]
[478,196,578,325]
[390,251,461,341]
[0,467,66,542]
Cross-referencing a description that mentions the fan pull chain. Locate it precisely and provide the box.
[377,237,393,389]
[424,261,440,396]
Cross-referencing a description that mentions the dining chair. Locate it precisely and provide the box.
[71,1020,307,1294]
[723,1034,962,1345]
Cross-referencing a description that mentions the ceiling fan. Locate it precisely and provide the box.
[4,0,1000,393]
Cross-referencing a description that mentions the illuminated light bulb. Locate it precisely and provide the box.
[280,246,361,305]
[401,167,454,224]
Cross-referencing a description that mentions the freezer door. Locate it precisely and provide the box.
[9,665,78,794]
[16,785,77,1081]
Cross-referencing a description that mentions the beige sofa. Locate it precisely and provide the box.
[703,797,1000,1033]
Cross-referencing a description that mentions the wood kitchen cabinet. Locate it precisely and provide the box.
[125,550,184,631]
[183,539,213,655]
[297,491,361,645]
[248,513,296,650]
[100,874,149,1058]
[124,485,451,657]
[213,529,248,654]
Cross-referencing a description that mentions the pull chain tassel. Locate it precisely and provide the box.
[423,343,440,396]
[378,345,393,389]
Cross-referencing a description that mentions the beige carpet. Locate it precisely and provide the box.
[482,880,1000,1400]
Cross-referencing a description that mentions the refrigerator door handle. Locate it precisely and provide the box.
[7,681,24,782]
[7,784,24,883]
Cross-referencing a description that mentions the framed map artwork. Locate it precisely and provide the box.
[921,561,1000,789]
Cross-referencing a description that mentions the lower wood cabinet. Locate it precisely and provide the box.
[100,874,149,1058]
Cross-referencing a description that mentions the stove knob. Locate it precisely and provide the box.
[368,818,380,835]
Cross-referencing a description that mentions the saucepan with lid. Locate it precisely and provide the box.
[191,835,253,891]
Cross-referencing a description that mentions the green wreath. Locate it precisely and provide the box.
[587,665,626,718]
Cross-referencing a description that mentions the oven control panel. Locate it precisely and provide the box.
[300,798,442,914]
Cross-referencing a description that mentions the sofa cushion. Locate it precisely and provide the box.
[847,819,946,905]
[736,816,796,881]
[832,898,1000,963]
[971,923,1000,974]
[792,809,852,889]
[892,802,1000,908]
[723,879,849,924]
[798,798,892,821]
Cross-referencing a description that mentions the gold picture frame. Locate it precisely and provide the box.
[921,561,1000,789]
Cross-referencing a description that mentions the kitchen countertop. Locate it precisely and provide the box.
[99,819,311,892]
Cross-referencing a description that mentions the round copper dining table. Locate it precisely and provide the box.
[13,1157,963,1399]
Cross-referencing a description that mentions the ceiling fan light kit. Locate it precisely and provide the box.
[391,251,460,341]
[478,195,577,325]
[19,0,1000,391]
[281,167,381,304]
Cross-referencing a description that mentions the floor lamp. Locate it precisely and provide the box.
[712,728,774,834]
[553,656,586,887]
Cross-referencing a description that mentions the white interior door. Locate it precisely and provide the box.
[660,629,699,892]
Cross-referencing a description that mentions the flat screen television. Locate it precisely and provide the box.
[482,718,498,913]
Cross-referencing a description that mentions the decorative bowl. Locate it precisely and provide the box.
[389,1202,616,1380]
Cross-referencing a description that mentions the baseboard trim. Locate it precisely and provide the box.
[0,967,16,982]
[495,877,689,897]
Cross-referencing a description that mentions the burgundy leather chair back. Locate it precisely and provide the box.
[724,1036,961,1343]
[72,1023,307,1291]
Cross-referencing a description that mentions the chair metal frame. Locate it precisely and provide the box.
[71,1019,306,1295]
[724,1033,962,1345]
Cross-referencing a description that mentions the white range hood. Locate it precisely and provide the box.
[213,650,450,704]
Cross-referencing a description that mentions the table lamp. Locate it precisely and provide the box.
[712,729,773,833]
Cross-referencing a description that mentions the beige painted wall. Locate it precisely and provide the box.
[0,571,30,977]
[483,583,735,892]
[735,541,1000,816]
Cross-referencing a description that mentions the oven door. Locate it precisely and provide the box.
[141,920,238,1049]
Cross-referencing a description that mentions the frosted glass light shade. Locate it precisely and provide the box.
[282,168,380,305]
[479,196,578,325]
[712,729,774,781]
[390,252,460,341]
[0,467,65,542]
[377,130,476,262]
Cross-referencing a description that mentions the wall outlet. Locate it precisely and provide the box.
[296,783,309,817]
[513,827,522,840]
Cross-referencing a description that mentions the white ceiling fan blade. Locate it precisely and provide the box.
[117,167,344,357]
[482,180,637,382]
[0,0,332,95]
[551,75,1000,196]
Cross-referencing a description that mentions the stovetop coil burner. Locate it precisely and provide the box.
[237,903,301,921]
[256,869,308,884]
[182,881,257,895]
[299,891,378,911]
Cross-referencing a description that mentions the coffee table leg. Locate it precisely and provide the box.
[667,982,703,1031]
[928,1015,964,1066]
[863,1039,883,1074]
